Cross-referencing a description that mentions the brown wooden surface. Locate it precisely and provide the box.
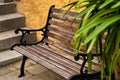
[13,44,100,79]
[43,39,73,53]
[48,26,74,38]
[48,19,76,32]
[51,7,79,17]
[50,13,80,24]
[13,46,72,79]
[47,32,73,45]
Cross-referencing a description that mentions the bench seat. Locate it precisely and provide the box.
[13,43,100,79]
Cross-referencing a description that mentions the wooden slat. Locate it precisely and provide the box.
[36,44,79,67]
[47,32,73,45]
[28,45,80,73]
[37,43,100,72]
[13,46,72,79]
[24,46,78,75]
[38,43,84,67]
[50,13,80,24]
[46,33,98,55]
[46,32,96,55]
[48,26,74,38]
[44,39,100,66]
[48,19,76,32]
[19,46,82,75]
[44,39,73,53]
[51,7,79,17]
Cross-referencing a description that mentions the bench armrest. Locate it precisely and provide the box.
[15,28,45,33]
[74,52,101,74]
[15,27,46,45]
[74,52,101,61]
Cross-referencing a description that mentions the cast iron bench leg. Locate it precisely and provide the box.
[18,55,28,78]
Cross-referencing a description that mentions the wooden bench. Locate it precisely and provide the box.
[11,5,101,80]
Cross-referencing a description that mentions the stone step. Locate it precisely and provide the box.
[0,2,16,15]
[0,13,25,32]
[0,0,13,3]
[0,28,37,51]
[0,49,22,67]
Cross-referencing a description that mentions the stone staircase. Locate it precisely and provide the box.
[0,0,37,67]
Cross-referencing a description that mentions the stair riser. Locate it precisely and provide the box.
[0,33,37,51]
[0,3,16,15]
[0,17,25,32]
[0,0,13,3]
[0,50,22,67]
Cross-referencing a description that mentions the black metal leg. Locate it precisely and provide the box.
[18,55,28,78]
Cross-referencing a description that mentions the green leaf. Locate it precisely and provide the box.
[62,1,77,8]
[73,33,84,51]
[84,15,120,44]
[75,4,96,19]
[77,0,88,4]
[76,0,88,7]
[87,37,96,53]
[111,1,120,8]
[75,8,117,35]
[82,4,96,26]
[110,29,120,70]
[101,52,105,80]
[115,29,120,50]
[85,8,117,25]
[109,49,120,80]
[87,53,92,72]
[75,3,89,11]
[63,3,76,16]
[99,0,113,9]
[104,27,116,55]
[76,18,104,35]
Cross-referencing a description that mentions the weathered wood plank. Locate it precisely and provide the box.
[47,32,73,45]
[51,7,79,17]
[20,46,77,74]
[43,39,100,69]
[50,13,80,24]
[27,45,80,73]
[48,26,74,38]
[13,46,73,79]
[37,43,100,72]
[44,39,73,53]
[48,19,76,32]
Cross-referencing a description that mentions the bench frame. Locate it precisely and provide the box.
[11,5,101,80]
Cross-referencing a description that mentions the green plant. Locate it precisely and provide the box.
[64,0,120,80]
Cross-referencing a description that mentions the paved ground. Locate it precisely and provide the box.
[0,59,66,80]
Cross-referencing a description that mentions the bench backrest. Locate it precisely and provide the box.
[42,5,81,55]
[42,5,106,57]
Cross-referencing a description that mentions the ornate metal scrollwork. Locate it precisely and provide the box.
[74,53,101,80]
[11,28,46,50]
[15,29,29,44]
[15,28,46,45]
